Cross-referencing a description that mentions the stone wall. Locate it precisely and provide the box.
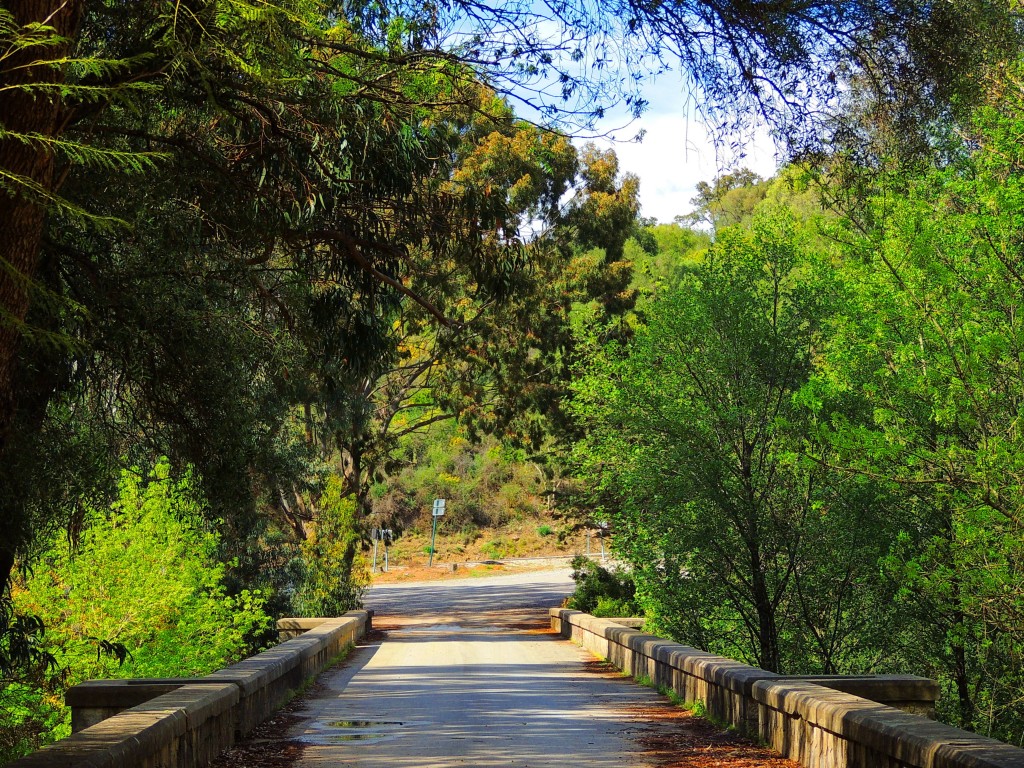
[551,608,1024,768]
[8,610,370,768]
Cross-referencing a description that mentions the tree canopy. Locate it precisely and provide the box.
[3,0,1024,755]
[569,55,1024,740]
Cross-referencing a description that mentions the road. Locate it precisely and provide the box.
[285,569,674,767]
[279,569,792,768]
[361,568,577,621]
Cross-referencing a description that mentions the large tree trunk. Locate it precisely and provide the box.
[0,0,85,592]
[740,437,781,672]
[751,563,781,673]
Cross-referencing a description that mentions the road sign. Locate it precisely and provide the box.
[429,500,445,566]
[372,528,395,572]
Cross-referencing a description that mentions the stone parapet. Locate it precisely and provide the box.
[551,608,1024,768]
[275,611,371,642]
[275,617,329,641]
[66,678,240,733]
[9,610,370,768]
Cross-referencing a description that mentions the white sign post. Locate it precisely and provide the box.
[429,499,445,566]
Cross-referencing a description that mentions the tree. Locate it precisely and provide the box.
[0,1,547,677]
[571,203,893,673]
[0,1,85,456]
[625,222,710,297]
[443,144,644,458]
[807,62,1024,735]
[291,476,366,617]
[263,95,584,538]
[683,169,768,232]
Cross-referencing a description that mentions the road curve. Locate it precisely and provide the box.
[361,568,577,620]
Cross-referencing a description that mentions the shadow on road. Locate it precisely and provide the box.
[294,621,653,768]
[364,571,575,620]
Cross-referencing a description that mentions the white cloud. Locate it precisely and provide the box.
[581,78,781,223]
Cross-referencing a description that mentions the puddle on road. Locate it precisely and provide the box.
[329,720,404,728]
[298,718,409,746]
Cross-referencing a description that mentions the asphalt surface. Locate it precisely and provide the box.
[361,569,578,620]
[288,569,682,768]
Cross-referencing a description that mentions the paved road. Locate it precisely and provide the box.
[288,570,684,768]
[361,569,577,620]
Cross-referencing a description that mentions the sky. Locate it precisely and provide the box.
[583,73,781,224]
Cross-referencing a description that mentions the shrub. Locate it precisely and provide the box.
[293,476,366,617]
[593,597,640,618]
[481,539,504,560]
[5,462,272,761]
[565,555,640,616]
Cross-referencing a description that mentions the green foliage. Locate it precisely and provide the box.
[374,421,548,532]
[1,0,652,692]
[2,461,270,761]
[292,477,366,618]
[569,60,1024,740]
[592,597,640,619]
[438,143,646,458]
[572,200,897,673]
[804,62,1024,738]
[481,540,503,560]
[565,555,639,616]
[626,223,710,297]
[684,168,769,231]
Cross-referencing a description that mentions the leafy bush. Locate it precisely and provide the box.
[593,597,640,618]
[292,476,366,617]
[481,539,504,560]
[565,555,640,616]
[3,461,272,761]
[537,524,553,537]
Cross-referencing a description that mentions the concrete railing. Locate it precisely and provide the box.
[551,608,1024,768]
[8,610,370,768]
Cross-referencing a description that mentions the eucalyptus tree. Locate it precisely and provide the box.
[0,1,558,671]
[298,128,644,529]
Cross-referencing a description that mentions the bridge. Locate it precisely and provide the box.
[9,570,1024,768]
